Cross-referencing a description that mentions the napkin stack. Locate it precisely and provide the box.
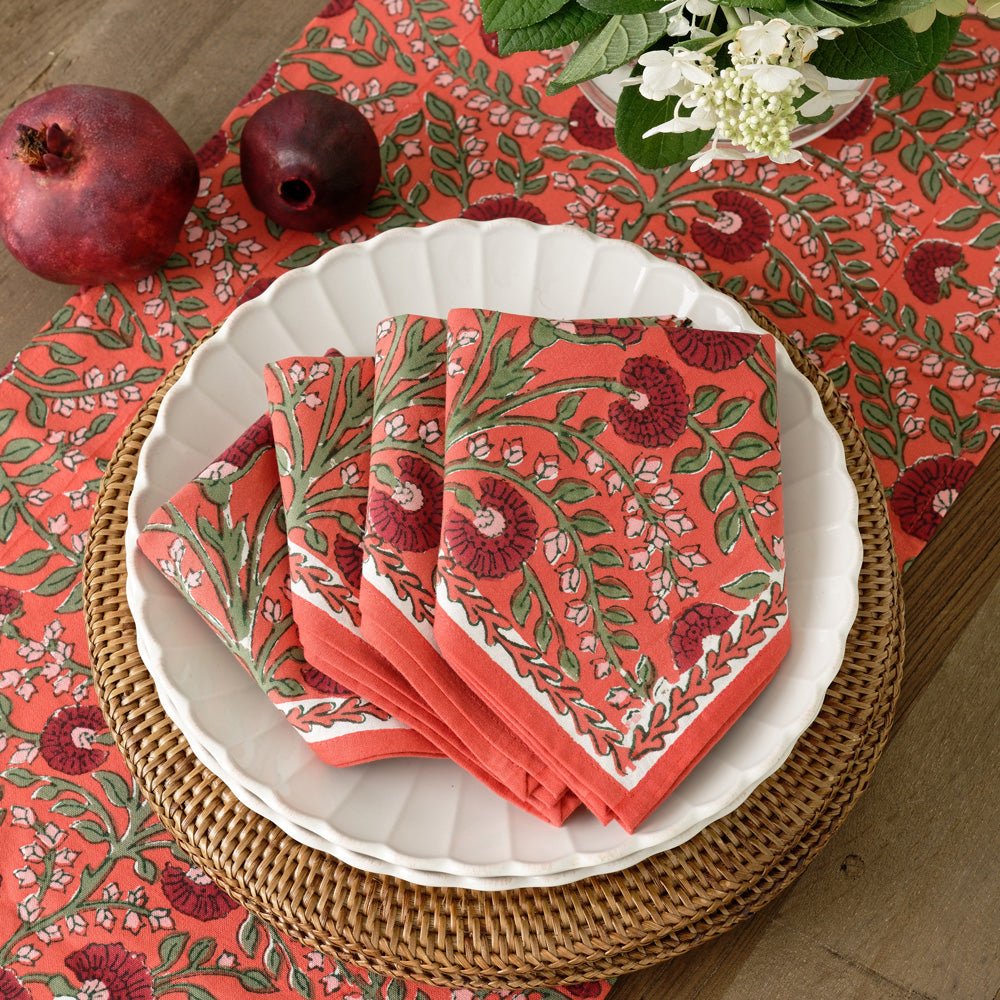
[141,309,789,832]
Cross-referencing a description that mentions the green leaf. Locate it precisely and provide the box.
[811,20,922,90]
[728,433,772,461]
[47,342,84,365]
[555,393,583,423]
[4,548,55,575]
[971,222,1000,250]
[721,570,771,600]
[73,819,109,843]
[188,938,216,967]
[578,0,662,11]
[238,969,278,993]
[590,545,624,567]
[511,578,533,626]
[863,427,897,460]
[713,398,751,429]
[701,469,731,512]
[158,932,190,970]
[238,914,261,957]
[611,630,639,650]
[289,968,313,999]
[671,445,710,474]
[744,466,780,492]
[595,576,632,599]
[94,770,131,807]
[278,245,325,269]
[51,797,87,817]
[482,0,570,31]
[715,507,742,554]
[3,768,39,788]
[891,12,962,92]
[615,75,712,169]
[603,606,635,624]
[849,342,883,375]
[549,12,669,93]
[558,646,581,680]
[551,478,598,504]
[572,510,613,535]
[0,439,40,464]
[498,4,605,52]
[134,856,157,882]
[691,385,723,414]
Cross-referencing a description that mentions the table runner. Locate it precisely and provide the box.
[0,0,997,994]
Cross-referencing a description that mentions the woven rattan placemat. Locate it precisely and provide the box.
[84,312,902,989]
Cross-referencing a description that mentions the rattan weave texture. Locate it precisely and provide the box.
[84,312,902,989]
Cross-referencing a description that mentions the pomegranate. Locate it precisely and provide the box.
[0,85,198,286]
[239,90,380,231]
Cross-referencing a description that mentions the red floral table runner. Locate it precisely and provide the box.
[0,0,998,995]
[435,311,788,832]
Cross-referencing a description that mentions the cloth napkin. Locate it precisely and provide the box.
[434,310,791,832]
[359,314,580,825]
[138,411,438,766]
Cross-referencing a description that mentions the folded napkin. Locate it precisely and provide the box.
[138,412,439,766]
[359,314,579,825]
[434,310,790,832]
[265,348,577,822]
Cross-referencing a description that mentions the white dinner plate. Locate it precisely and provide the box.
[126,219,861,889]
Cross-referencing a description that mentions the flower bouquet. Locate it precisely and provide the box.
[481,0,992,169]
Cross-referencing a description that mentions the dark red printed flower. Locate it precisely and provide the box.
[65,944,153,1000]
[563,985,604,999]
[572,318,645,347]
[889,455,975,541]
[0,969,29,1000]
[333,533,363,589]
[445,477,538,579]
[461,195,547,225]
[239,61,278,106]
[610,355,689,447]
[0,359,13,381]
[236,275,276,305]
[669,603,738,674]
[479,21,501,56]
[568,95,616,150]
[217,414,273,467]
[161,863,239,921]
[691,191,772,264]
[666,325,758,372]
[39,705,109,775]
[195,129,228,170]
[825,96,874,141]
[0,586,21,618]
[321,0,357,15]
[300,665,352,697]
[368,455,443,552]
[903,241,964,305]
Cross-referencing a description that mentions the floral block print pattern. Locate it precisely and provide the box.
[263,353,452,737]
[435,311,789,831]
[0,0,997,990]
[138,414,436,766]
[361,315,580,824]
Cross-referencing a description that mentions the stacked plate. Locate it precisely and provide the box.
[124,220,861,891]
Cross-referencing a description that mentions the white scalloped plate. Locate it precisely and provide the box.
[126,219,861,889]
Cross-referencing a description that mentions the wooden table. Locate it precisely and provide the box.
[2,4,998,997]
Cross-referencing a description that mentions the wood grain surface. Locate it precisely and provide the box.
[1,4,997,997]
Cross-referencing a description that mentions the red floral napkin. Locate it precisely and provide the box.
[359,314,579,825]
[138,412,438,766]
[263,352,525,775]
[434,310,790,832]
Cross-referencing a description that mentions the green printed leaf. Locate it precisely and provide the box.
[691,385,724,414]
[551,478,598,504]
[0,439,41,464]
[713,398,752,429]
[572,510,613,535]
[511,578,533,626]
[744,466,780,492]
[715,507,743,554]
[4,548,56,575]
[721,570,771,599]
[672,445,710,474]
[590,545,624,567]
[94,770,131,807]
[728,433,772,461]
[558,646,581,679]
[701,469,731,512]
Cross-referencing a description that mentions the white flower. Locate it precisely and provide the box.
[798,66,863,118]
[633,49,714,102]
[735,18,792,59]
[740,62,803,93]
